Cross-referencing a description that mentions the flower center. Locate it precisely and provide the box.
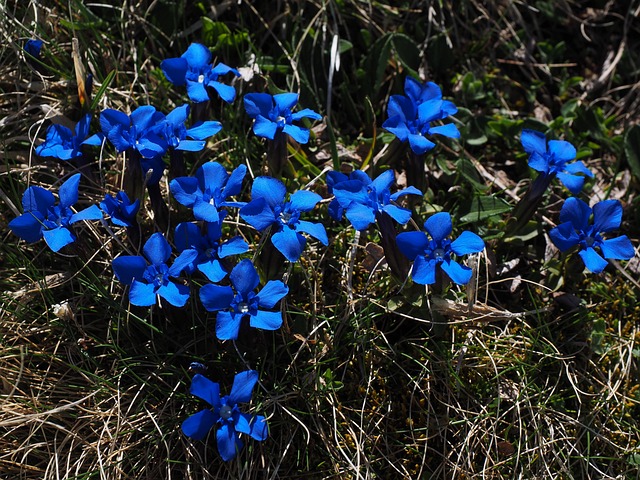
[219,405,232,420]
[238,302,250,314]
[433,247,446,259]
[198,74,205,83]
[584,236,595,247]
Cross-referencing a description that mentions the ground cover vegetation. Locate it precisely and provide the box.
[1,0,640,478]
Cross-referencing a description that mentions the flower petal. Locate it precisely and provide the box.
[189,373,221,407]
[559,197,591,231]
[9,212,44,243]
[181,409,217,440]
[601,235,634,260]
[441,258,473,285]
[182,43,212,69]
[411,255,437,285]
[58,173,81,208]
[579,246,608,273]
[244,93,273,118]
[169,248,199,277]
[22,185,55,214]
[200,284,234,311]
[289,190,321,212]
[170,177,200,207]
[143,232,171,265]
[215,310,242,340]
[218,237,249,258]
[296,220,328,245]
[187,120,222,140]
[520,129,547,156]
[186,80,210,103]
[592,199,623,233]
[345,203,376,231]
[274,92,298,112]
[230,259,260,294]
[248,415,268,441]
[217,423,243,462]
[250,176,286,208]
[42,226,75,252]
[564,160,593,178]
[69,204,103,223]
[257,280,289,308]
[239,198,277,231]
[249,309,283,331]
[429,123,460,139]
[451,231,484,256]
[229,370,258,404]
[556,172,585,194]
[396,231,429,261]
[272,227,306,262]
[548,140,576,162]
[209,81,236,103]
[112,255,147,285]
[223,164,247,198]
[549,222,580,252]
[198,259,228,283]
[253,115,278,139]
[290,108,322,121]
[424,212,452,243]
[129,280,157,306]
[161,57,188,86]
[381,204,412,225]
[157,281,190,307]
[282,124,310,144]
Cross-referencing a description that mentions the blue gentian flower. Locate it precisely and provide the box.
[396,212,485,285]
[331,169,422,231]
[161,43,239,103]
[174,220,249,282]
[36,114,100,160]
[520,129,593,194]
[244,93,322,144]
[199,259,288,340]
[382,79,459,154]
[112,232,197,307]
[170,162,247,223]
[239,176,328,262]
[153,104,222,151]
[24,39,43,58]
[8,173,103,252]
[100,191,140,227]
[93,106,168,158]
[182,371,268,461]
[325,170,371,221]
[549,197,634,273]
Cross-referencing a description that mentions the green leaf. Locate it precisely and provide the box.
[201,18,230,47]
[460,196,511,223]
[455,157,487,191]
[90,70,115,111]
[624,124,640,181]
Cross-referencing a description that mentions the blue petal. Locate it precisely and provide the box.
[42,227,75,252]
[229,370,258,404]
[296,220,328,245]
[381,204,412,225]
[386,95,414,122]
[251,176,286,208]
[22,185,55,214]
[564,160,593,178]
[198,259,228,282]
[175,140,205,152]
[411,255,437,285]
[248,415,268,441]
[169,248,199,276]
[198,162,229,196]
[557,172,585,194]
[157,281,190,307]
[274,93,298,112]
[193,199,222,223]
[216,310,242,340]
[69,204,103,223]
[129,280,157,306]
[239,198,277,231]
[548,140,576,162]
[190,373,221,407]
[143,232,171,265]
[186,80,210,103]
[528,152,549,173]
[200,284,234,311]
[58,173,81,208]
[218,237,249,258]
[170,177,200,207]
[210,81,236,103]
[424,212,452,243]
[601,235,634,260]
[396,231,429,261]
[211,62,239,77]
[244,93,273,118]
[131,105,160,132]
[223,164,247,198]
[290,108,322,121]
[112,256,147,284]
[520,129,547,156]
[418,98,444,123]
[383,116,411,142]
[441,258,472,285]
[592,199,623,233]
[451,231,484,255]
[82,132,104,147]
[182,409,217,440]
[332,180,368,208]
[250,309,283,331]
[217,423,243,462]
[579,247,608,273]
[371,169,395,193]
[166,104,190,125]
[549,222,580,252]
[272,227,306,262]
[253,115,278,140]
[559,197,591,231]
[257,280,289,308]
[9,212,44,243]
[161,57,188,86]
[230,259,260,294]
[234,412,252,435]
[345,203,376,231]
[187,120,222,140]
[182,43,212,69]
[390,186,422,201]
[100,109,130,137]
[408,133,436,154]
[429,123,460,139]
[282,124,310,144]
[289,190,321,212]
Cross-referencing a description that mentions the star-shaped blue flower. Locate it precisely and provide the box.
[152,104,222,151]
[174,220,249,282]
[382,78,459,154]
[182,371,268,462]
[549,197,634,273]
[170,162,247,223]
[100,191,140,227]
[244,93,322,144]
[520,129,593,194]
[239,176,328,262]
[331,169,422,231]
[112,232,197,307]
[36,114,100,161]
[396,212,485,285]
[199,259,288,340]
[161,43,239,103]
[9,173,103,252]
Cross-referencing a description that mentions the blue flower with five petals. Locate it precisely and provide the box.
[182,371,268,461]
[161,43,239,103]
[239,176,328,262]
[9,173,103,252]
[199,259,288,340]
[152,104,222,151]
[100,191,140,227]
[549,197,634,273]
[244,93,322,144]
[112,232,197,307]
[36,114,100,160]
[520,129,593,194]
[396,212,485,285]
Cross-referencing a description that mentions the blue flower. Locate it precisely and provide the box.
[239,176,328,262]
[199,259,288,340]
[396,212,485,285]
[520,129,593,194]
[112,232,197,307]
[36,114,99,161]
[161,43,239,103]
[174,220,249,282]
[95,106,168,158]
[331,169,422,231]
[24,39,43,59]
[8,173,103,252]
[325,170,371,221]
[549,197,634,273]
[382,78,459,154]
[244,93,322,144]
[100,191,140,227]
[153,104,222,151]
[182,371,268,461]
[170,162,247,223]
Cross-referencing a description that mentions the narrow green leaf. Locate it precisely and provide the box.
[90,70,115,111]
[460,196,511,223]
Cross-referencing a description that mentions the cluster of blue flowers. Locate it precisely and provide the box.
[11,38,635,461]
